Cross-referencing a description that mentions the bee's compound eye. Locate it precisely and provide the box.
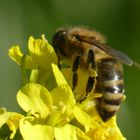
[53,30,66,41]
[52,30,66,47]
[74,34,81,41]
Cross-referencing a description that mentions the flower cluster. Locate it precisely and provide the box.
[0,35,126,140]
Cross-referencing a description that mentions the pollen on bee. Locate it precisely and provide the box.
[88,66,98,77]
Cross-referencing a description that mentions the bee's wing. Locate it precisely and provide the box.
[76,35,134,66]
[95,43,134,66]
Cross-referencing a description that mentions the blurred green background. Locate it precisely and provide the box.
[0,0,140,139]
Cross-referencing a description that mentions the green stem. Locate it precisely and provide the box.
[30,68,40,83]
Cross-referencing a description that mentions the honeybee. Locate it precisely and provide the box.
[52,27,139,121]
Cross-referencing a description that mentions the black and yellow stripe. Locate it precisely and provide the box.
[95,57,124,121]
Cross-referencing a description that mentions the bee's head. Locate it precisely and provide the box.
[52,28,69,57]
[52,28,67,48]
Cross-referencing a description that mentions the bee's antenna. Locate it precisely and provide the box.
[133,62,140,69]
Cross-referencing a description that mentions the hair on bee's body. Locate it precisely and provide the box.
[52,26,138,121]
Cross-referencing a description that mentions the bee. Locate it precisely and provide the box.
[52,27,139,121]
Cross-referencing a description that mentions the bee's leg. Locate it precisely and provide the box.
[72,56,81,90]
[58,62,61,69]
[86,49,97,95]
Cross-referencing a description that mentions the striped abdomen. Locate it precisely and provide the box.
[95,57,124,121]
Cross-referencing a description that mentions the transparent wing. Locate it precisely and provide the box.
[76,35,134,66]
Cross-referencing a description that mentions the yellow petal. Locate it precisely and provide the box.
[51,85,75,117]
[17,83,52,119]
[73,106,100,129]
[28,36,58,69]
[7,112,23,139]
[9,45,36,68]
[86,117,126,140]
[52,63,67,86]
[19,117,54,140]
[76,100,126,140]
[0,108,23,139]
[0,108,9,128]
[8,45,23,65]
[54,124,90,140]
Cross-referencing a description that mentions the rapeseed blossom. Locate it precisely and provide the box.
[0,35,126,140]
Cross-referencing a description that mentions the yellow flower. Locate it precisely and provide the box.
[7,35,126,140]
[0,108,23,139]
[17,64,89,140]
[76,99,126,140]
[86,116,126,140]
[9,35,58,88]
[9,35,58,69]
